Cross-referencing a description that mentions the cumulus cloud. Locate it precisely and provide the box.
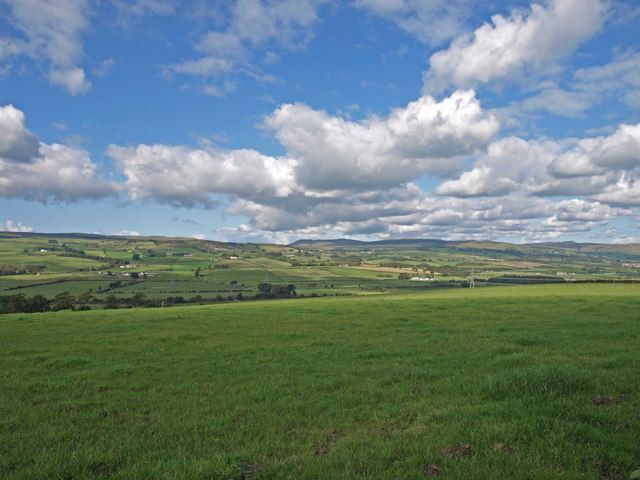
[595,177,640,207]
[0,104,116,202]
[108,144,297,208]
[551,124,640,174]
[265,90,499,190]
[3,219,34,232]
[0,105,40,163]
[108,90,498,207]
[223,187,619,242]
[104,91,638,240]
[437,124,640,203]
[0,143,117,202]
[1,0,92,94]
[436,136,560,197]
[423,0,606,93]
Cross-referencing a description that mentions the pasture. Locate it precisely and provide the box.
[1,284,639,479]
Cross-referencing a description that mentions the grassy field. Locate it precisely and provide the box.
[1,284,639,479]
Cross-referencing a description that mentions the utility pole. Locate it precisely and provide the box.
[470,267,475,288]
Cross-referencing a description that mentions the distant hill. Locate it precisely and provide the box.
[290,237,640,255]
[289,238,457,247]
[2,231,639,256]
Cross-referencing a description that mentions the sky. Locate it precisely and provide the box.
[1,0,640,244]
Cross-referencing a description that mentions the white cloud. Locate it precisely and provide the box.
[509,50,640,119]
[0,104,116,202]
[519,82,596,119]
[223,188,620,242]
[423,0,606,93]
[3,219,34,232]
[550,124,640,174]
[354,0,474,46]
[109,90,498,207]
[265,90,499,190]
[114,230,141,236]
[111,0,175,18]
[1,0,92,94]
[108,144,297,208]
[171,0,327,94]
[47,67,91,95]
[92,58,116,78]
[104,90,638,241]
[595,176,640,207]
[0,104,39,163]
[0,143,117,202]
[436,136,558,197]
[437,124,640,201]
[0,37,23,61]
[573,50,640,109]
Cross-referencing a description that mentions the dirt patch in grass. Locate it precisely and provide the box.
[422,464,443,476]
[441,443,473,457]
[492,443,516,454]
[592,394,616,406]
[595,462,626,480]
[240,462,265,479]
[315,431,341,456]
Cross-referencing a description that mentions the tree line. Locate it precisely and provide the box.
[0,283,299,314]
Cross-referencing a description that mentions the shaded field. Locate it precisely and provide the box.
[1,284,639,479]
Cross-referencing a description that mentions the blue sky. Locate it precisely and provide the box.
[1,0,640,243]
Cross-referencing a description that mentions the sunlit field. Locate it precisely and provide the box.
[2,284,639,479]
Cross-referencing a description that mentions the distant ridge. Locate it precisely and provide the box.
[0,231,239,247]
[1,231,638,254]
[289,237,640,256]
[289,238,451,247]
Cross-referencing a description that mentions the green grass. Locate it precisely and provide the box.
[1,284,639,479]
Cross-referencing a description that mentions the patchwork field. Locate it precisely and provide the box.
[3,233,640,314]
[2,284,639,479]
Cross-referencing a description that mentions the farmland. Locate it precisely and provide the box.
[1,284,639,479]
[2,232,640,312]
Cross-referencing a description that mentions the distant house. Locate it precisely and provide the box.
[229,256,238,260]
[39,249,48,253]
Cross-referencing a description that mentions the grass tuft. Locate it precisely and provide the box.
[483,365,589,400]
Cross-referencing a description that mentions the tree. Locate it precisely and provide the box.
[0,294,27,313]
[194,267,202,278]
[257,283,297,299]
[52,292,74,311]
[104,294,120,309]
[29,294,51,313]
[76,292,94,304]
[131,292,147,307]
[398,273,412,280]
[132,253,141,261]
